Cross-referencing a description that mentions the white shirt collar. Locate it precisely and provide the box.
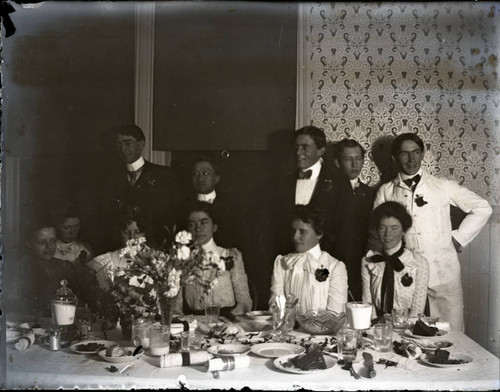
[306,243,322,259]
[201,237,218,253]
[197,190,217,203]
[126,156,145,172]
[299,160,322,181]
[400,168,423,181]
[350,177,360,189]
[385,241,403,256]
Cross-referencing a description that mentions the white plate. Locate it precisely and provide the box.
[420,353,473,368]
[98,347,145,363]
[197,321,245,337]
[274,353,336,374]
[247,311,273,321]
[207,343,251,357]
[251,342,305,358]
[404,329,448,340]
[70,340,116,354]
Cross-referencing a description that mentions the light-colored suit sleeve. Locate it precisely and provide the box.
[445,179,492,247]
[269,255,285,308]
[326,260,348,315]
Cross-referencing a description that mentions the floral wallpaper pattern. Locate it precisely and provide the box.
[303,2,499,205]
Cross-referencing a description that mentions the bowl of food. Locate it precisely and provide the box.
[296,311,346,335]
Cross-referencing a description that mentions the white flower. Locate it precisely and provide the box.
[177,245,191,260]
[129,275,141,288]
[205,251,220,267]
[175,231,192,245]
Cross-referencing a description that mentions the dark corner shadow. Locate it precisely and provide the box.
[266,127,296,179]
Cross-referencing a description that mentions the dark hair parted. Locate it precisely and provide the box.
[295,126,327,149]
[292,204,325,236]
[335,138,366,158]
[185,201,220,225]
[370,201,413,232]
[50,201,81,227]
[192,156,220,176]
[391,133,424,159]
[112,124,145,142]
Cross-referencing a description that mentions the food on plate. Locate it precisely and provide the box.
[106,344,132,357]
[75,342,107,352]
[426,349,468,365]
[283,343,326,371]
[412,319,439,336]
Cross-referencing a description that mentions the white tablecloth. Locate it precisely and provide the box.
[5,322,499,390]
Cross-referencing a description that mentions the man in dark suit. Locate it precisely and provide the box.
[272,126,338,256]
[331,138,375,301]
[182,157,240,249]
[107,124,179,247]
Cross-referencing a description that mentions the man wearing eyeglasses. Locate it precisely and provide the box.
[371,133,492,331]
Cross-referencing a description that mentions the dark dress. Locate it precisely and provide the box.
[331,175,375,300]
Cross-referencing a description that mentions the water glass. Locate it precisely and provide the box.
[345,302,372,330]
[373,323,392,352]
[132,318,152,348]
[337,328,358,361]
[180,331,202,352]
[391,308,409,330]
[149,324,170,356]
[205,304,221,324]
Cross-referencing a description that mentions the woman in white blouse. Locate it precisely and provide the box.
[362,201,429,319]
[181,201,253,316]
[270,205,348,316]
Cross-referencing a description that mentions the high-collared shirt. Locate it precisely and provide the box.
[306,243,322,260]
[295,160,322,205]
[126,156,145,172]
[201,237,217,253]
[197,190,216,204]
[385,241,403,256]
[350,178,360,190]
[400,168,423,183]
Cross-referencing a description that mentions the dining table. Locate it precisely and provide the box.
[4,314,499,391]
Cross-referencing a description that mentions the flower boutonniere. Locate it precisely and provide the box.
[221,255,234,271]
[322,179,334,193]
[401,273,413,287]
[415,194,428,207]
[315,266,329,282]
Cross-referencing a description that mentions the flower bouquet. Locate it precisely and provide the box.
[104,231,220,331]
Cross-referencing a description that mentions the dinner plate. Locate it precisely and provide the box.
[246,311,273,321]
[251,342,305,358]
[70,340,116,354]
[404,329,448,340]
[274,353,336,374]
[420,353,473,368]
[419,340,454,352]
[197,321,245,337]
[98,347,145,363]
[207,343,251,357]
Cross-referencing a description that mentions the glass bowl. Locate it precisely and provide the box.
[296,311,347,335]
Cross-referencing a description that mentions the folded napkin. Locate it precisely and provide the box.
[170,319,198,335]
[206,355,250,372]
[15,331,35,351]
[160,351,211,368]
[435,322,450,331]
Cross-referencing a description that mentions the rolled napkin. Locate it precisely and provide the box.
[170,319,198,335]
[15,331,35,351]
[206,355,250,372]
[160,351,211,368]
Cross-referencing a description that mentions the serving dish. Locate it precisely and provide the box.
[207,343,251,357]
[98,346,145,363]
[274,353,336,374]
[70,340,115,354]
[251,342,305,358]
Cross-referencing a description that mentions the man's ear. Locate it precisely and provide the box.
[318,146,326,158]
[334,158,340,169]
[138,140,145,151]
[213,224,218,233]
[215,174,221,186]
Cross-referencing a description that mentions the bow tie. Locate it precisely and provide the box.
[297,169,312,180]
[403,174,421,191]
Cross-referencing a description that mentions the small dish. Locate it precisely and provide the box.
[98,346,144,363]
[251,342,305,358]
[70,340,115,354]
[419,340,454,352]
[420,353,472,368]
[207,343,251,357]
[404,329,448,340]
[274,353,336,374]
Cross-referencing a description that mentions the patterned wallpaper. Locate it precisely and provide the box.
[302,2,499,205]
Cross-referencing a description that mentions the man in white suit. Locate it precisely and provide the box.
[372,133,492,331]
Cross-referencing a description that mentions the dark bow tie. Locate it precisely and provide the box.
[369,242,406,315]
[403,174,421,191]
[297,169,312,180]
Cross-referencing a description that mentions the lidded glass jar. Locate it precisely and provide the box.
[51,279,78,326]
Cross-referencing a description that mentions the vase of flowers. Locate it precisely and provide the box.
[107,230,219,337]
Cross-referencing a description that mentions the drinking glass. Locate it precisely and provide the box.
[337,328,358,361]
[391,308,409,330]
[373,323,392,352]
[271,305,293,342]
[149,324,170,356]
[205,304,221,324]
[132,318,152,348]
